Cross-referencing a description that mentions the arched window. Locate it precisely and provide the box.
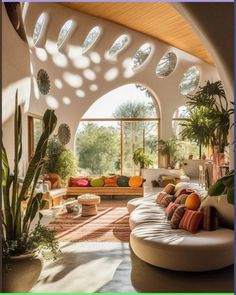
[179,66,200,95]
[57,20,73,49]
[82,26,102,53]
[156,52,177,77]
[132,43,152,71]
[76,84,160,176]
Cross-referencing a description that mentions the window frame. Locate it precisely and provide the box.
[28,113,44,160]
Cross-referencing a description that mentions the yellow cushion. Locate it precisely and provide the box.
[129,176,143,187]
[185,193,201,211]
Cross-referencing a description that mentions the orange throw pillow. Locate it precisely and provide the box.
[129,176,143,187]
[185,192,201,211]
[103,177,118,187]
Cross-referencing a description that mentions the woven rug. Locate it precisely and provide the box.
[48,199,131,242]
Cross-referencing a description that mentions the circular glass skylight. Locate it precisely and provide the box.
[57,20,73,49]
[33,13,46,45]
[179,66,200,95]
[108,34,129,57]
[156,52,177,77]
[82,26,102,54]
[132,43,152,71]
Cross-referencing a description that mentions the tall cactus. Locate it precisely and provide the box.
[2,91,57,252]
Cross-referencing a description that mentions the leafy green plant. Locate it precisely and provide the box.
[2,91,59,262]
[44,136,77,181]
[182,80,233,153]
[208,170,234,205]
[133,148,153,174]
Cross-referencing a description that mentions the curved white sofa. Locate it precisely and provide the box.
[128,185,234,272]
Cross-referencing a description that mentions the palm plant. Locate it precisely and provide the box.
[2,91,59,260]
[184,80,232,153]
[180,106,212,158]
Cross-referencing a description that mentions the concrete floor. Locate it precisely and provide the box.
[31,242,234,293]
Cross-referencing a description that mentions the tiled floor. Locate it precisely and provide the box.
[31,242,234,293]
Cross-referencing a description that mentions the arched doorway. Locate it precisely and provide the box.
[75,83,160,176]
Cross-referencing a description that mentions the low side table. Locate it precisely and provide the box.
[77,194,101,217]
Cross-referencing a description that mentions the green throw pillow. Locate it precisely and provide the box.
[117,176,130,187]
[90,177,104,187]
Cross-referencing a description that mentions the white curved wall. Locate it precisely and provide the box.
[22,2,219,151]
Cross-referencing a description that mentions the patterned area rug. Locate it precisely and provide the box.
[48,199,131,242]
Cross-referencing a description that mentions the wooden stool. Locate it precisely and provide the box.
[77,194,101,217]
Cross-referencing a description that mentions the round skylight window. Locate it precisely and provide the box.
[108,34,129,58]
[82,26,102,54]
[156,52,177,77]
[179,66,200,95]
[132,43,152,71]
[57,20,73,49]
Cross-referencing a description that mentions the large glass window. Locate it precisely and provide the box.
[75,84,160,176]
[179,66,200,95]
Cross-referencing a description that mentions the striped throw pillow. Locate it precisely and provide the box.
[179,210,203,233]
[160,194,174,207]
[170,205,186,229]
[174,194,189,205]
[165,202,179,220]
[200,206,219,231]
[156,191,167,204]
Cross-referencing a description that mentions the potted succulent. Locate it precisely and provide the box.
[133,148,153,175]
[2,92,60,292]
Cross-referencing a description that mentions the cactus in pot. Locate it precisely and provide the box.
[2,91,60,292]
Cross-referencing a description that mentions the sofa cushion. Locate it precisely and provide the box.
[185,193,201,211]
[170,205,186,229]
[179,210,203,233]
[156,191,167,204]
[90,177,104,187]
[129,176,143,187]
[103,176,118,187]
[200,206,219,231]
[174,193,188,205]
[69,177,90,187]
[117,175,130,187]
[165,202,179,220]
[160,194,174,207]
[163,183,175,195]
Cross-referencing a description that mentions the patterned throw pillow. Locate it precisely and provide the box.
[129,176,143,187]
[160,194,174,207]
[174,194,189,205]
[103,177,118,187]
[165,202,179,220]
[170,205,186,229]
[179,210,203,233]
[163,183,176,195]
[117,176,130,187]
[90,177,104,187]
[174,188,194,198]
[200,206,219,231]
[156,191,167,204]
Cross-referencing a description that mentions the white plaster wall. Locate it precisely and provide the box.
[21,2,219,152]
[2,5,31,171]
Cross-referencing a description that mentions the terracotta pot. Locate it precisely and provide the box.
[2,253,42,292]
[161,154,170,169]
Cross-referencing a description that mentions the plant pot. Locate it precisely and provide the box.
[2,253,42,292]
[161,154,170,169]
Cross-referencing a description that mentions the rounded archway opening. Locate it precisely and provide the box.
[75,83,160,176]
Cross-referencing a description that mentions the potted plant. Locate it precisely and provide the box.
[133,148,153,175]
[43,136,77,185]
[2,92,60,292]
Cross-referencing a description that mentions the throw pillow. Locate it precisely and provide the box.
[160,194,174,207]
[185,193,201,211]
[156,191,167,204]
[174,193,189,205]
[200,206,219,231]
[129,176,143,187]
[170,205,186,229]
[174,188,194,198]
[165,202,179,220]
[70,177,90,187]
[163,183,176,195]
[90,177,104,187]
[179,210,203,233]
[45,173,62,189]
[117,176,130,187]
[103,177,118,187]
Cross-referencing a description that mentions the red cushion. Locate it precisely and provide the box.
[69,178,90,187]
[165,202,179,220]
[179,210,203,233]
